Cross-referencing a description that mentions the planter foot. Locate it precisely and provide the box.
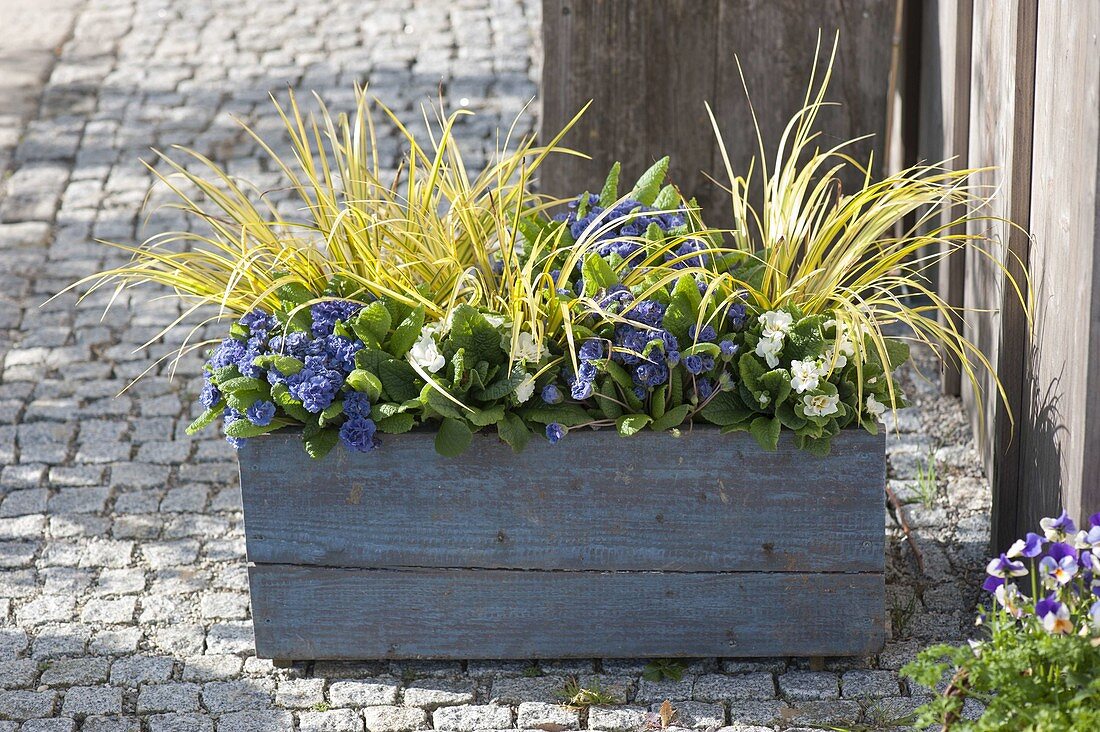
[272,659,294,669]
[809,657,825,671]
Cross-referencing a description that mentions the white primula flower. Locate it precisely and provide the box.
[803,392,840,418]
[822,346,848,369]
[865,395,887,422]
[754,333,784,368]
[514,331,545,362]
[514,374,535,404]
[409,328,446,373]
[789,359,821,394]
[758,310,793,338]
[483,314,506,328]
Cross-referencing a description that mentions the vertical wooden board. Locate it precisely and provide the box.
[539,1,720,207]
[707,0,895,224]
[1024,2,1100,526]
[963,0,1035,550]
[238,428,885,573]
[248,565,886,660]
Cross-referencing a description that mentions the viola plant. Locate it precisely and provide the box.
[902,511,1100,731]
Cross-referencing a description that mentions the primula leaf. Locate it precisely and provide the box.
[595,379,623,419]
[698,391,754,426]
[388,305,425,358]
[374,402,403,419]
[302,424,339,460]
[450,304,505,364]
[219,376,267,394]
[629,156,669,206]
[270,384,312,423]
[319,401,344,427]
[473,368,524,401]
[582,253,618,295]
[682,342,721,358]
[739,352,766,392]
[435,418,473,457]
[650,384,666,419]
[275,279,315,307]
[426,387,465,420]
[468,404,506,427]
[497,412,531,453]
[186,404,224,435]
[599,161,621,207]
[355,347,389,375]
[616,413,652,436]
[749,415,782,451]
[323,273,363,299]
[785,315,826,361]
[376,413,414,434]
[517,403,592,427]
[229,322,249,341]
[651,404,691,431]
[776,401,808,430]
[653,183,679,211]
[345,369,383,401]
[760,369,792,405]
[225,389,264,412]
[273,355,303,375]
[602,360,635,391]
[352,301,391,345]
[225,419,286,438]
[379,359,420,402]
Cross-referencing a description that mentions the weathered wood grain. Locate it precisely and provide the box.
[963,0,1037,551]
[539,0,894,220]
[238,428,885,573]
[1022,1,1100,528]
[248,565,886,660]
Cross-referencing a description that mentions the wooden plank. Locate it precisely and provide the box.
[539,1,894,219]
[708,0,895,212]
[248,565,885,660]
[238,429,885,573]
[539,0,720,209]
[1023,2,1100,526]
[921,0,971,396]
[963,0,1035,551]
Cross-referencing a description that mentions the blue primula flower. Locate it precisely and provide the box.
[310,300,363,338]
[199,383,221,409]
[541,384,563,405]
[339,416,377,453]
[246,400,276,427]
[546,422,567,444]
[343,391,372,419]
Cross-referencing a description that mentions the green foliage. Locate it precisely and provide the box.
[558,677,619,708]
[903,619,1100,731]
[642,659,686,682]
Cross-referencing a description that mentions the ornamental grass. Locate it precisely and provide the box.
[63,49,1027,459]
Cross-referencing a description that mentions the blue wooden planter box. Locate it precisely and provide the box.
[237,428,886,660]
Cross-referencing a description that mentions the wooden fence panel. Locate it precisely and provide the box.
[961,0,1037,550]
[1022,1,1100,526]
[539,0,895,221]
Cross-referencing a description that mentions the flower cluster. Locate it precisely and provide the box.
[197,299,379,456]
[982,510,1100,634]
[903,510,1100,731]
[188,159,911,459]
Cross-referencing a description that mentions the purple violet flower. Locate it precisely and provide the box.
[1041,511,1077,541]
[985,553,1027,578]
[1008,532,1045,558]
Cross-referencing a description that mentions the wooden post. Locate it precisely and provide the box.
[540,0,896,222]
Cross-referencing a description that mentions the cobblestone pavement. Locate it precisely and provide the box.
[0,1,990,730]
